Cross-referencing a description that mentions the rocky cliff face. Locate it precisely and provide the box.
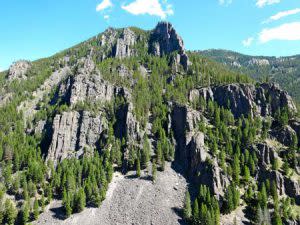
[172,82,300,200]
[47,110,108,162]
[150,22,190,70]
[189,82,297,118]
[171,104,229,198]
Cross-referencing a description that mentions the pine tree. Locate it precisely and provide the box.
[183,191,192,219]
[244,165,250,182]
[41,194,46,212]
[259,183,268,209]
[65,195,72,217]
[272,211,283,225]
[152,161,157,182]
[74,188,86,213]
[232,154,240,184]
[136,158,141,177]
[4,199,17,225]
[193,199,199,222]
[33,197,40,220]
[141,135,151,167]
[272,158,279,171]
[21,202,30,225]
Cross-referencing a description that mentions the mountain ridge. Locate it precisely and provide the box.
[0,22,299,225]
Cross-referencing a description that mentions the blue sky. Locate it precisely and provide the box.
[0,0,300,71]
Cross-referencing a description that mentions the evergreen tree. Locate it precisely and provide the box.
[141,135,150,167]
[232,154,240,184]
[183,191,192,220]
[244,165,250,182]
[193,199,199,222]
[21,202,30,225]
[65,195,72,217]
[258,183,268,209]
[4,199,17,225]
[33,197,40,220]
[272,211,282,225]
[74,188,86,213]
[152,161,157,182]
[136,158,141,177]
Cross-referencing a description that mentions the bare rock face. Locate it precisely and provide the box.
[284,178,300,203]
[171,104,229,197]
[57,58,123,107]
[290,119,300,147]
[259,170,286,195]
[113,28,137,59]
[188,132,207,168]
[270,125,297,147]
[47,111,108,162]
[189,83,297,118]
[252,142,278,167]
[7,60,31,80]
[47,111,80,162]
[150,22,190,70]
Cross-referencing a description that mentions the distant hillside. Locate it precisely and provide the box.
[198,49,300,104]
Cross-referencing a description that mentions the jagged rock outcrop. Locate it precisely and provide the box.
[189,83,297,118]
[47,111,108,162]
[113,28,137,59]
[171,104,229,197]
[270,125,297,147]
[259,170,286,195]
[252,142,278,167]
[284,178,300,203]
[7,60,31,80]
[56,58,125,107]
[290,119,300,147]
[188,132,207,169]
[150,22,190,70]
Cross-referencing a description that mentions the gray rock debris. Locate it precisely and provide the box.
[7,60,31,80]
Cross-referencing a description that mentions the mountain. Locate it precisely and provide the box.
[0,22,299,225]
[199,49,300,106]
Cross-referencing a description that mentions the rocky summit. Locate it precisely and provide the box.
[0,22,299,225]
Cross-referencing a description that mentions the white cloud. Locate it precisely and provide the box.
[263,8,300,23]
[259,22,300,43]
[219,0,233,6]
[0,67,3,72]
[96,0,113,11]
[104,15,110,20]
[256,0,280,8]
[121,0,174,19]
[242,37,254,47]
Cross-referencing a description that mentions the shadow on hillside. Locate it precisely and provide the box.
[50,205,66,220]
[172,207,187,225]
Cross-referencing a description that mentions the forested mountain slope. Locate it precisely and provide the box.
[0,22,299,225]
[199,49,300,106]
